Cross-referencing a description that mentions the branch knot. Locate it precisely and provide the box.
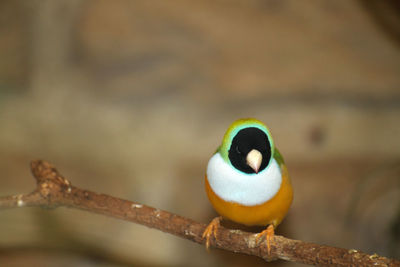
[30,160,72,202]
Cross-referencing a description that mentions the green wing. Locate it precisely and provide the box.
[273,148,285,167]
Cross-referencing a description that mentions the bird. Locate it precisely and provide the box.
[202,118,293,254]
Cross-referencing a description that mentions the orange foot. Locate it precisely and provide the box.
[202,216,222,250]
[255,224,275,255]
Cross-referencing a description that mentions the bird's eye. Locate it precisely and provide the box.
[235,146,241,154]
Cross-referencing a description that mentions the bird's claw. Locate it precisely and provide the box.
[202,216,222,250]
[255,224,275,255]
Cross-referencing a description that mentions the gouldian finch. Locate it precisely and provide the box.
[203,118,293,254]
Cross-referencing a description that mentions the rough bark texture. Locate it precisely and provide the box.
[0,160,398,267]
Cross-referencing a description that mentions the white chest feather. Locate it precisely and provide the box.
[206,153,282,206]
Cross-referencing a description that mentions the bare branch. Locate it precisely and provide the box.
[0,160,398,267]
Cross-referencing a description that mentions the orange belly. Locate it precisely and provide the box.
[205,164,293,227]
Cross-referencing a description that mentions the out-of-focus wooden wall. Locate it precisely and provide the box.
[0,1,399,266]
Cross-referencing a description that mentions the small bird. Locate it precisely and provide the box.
[202,118,293,253]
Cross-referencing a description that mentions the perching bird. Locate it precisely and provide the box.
[202,118,293,253]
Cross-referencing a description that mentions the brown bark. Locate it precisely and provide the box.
[0,160,398,267]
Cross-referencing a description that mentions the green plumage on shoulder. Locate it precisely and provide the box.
[273,148,285,167]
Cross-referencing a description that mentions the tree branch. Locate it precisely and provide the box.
[0,160,398,267]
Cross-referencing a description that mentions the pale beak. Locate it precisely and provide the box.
[246,149,262,173]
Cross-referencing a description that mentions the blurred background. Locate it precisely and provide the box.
[0,0,399,266]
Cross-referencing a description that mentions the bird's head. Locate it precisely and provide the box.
[218,118,274,174]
